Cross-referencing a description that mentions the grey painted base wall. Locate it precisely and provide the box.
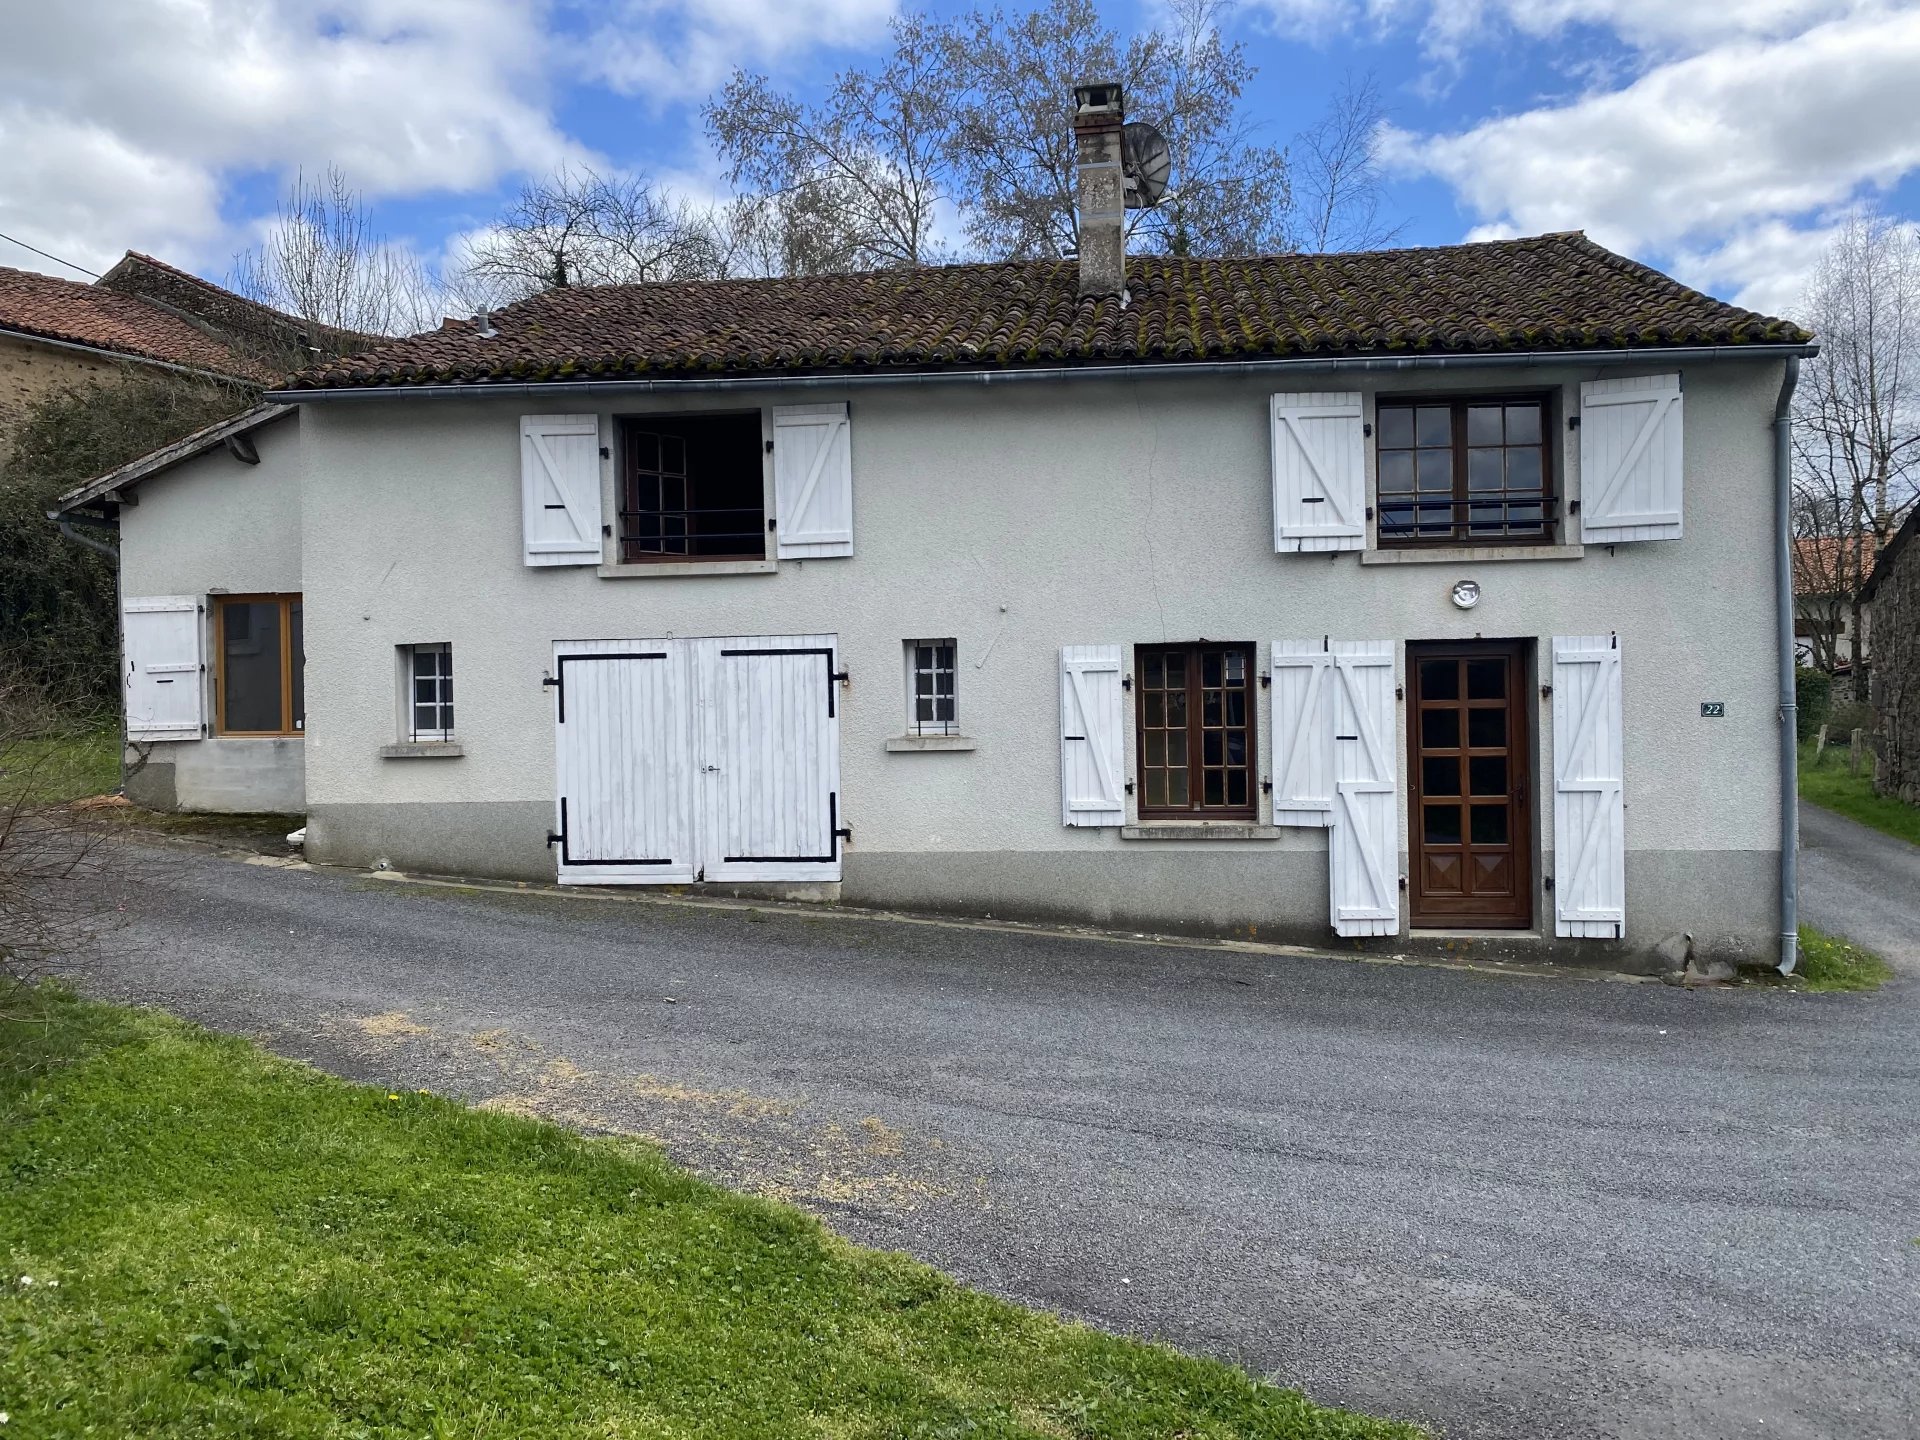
[126,739,306,814]
[304,800,1777,966]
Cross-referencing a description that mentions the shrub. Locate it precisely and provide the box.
[1795,667,1833,743]
[0,370,255,707]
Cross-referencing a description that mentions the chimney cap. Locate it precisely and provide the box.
[1073,81,1124,116]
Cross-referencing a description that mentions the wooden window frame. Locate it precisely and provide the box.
[1375,392,1557,548]
[1133,641,1258,821]
[616,411,769,565]
[904,639,958,736]
[213,593,303,738]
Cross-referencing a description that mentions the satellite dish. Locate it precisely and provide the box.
[1122,121,1171,209]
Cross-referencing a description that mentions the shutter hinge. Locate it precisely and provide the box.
[602,524,612,536]
[1568,415,1581,430]
[1261,778,1273,794]
[541,675,562,688]
[599,445,610,458]
[1395,684,1404,701]
[768,517,777,531]
[834,825,853,842]
[1122,674,1132,691]
[1124,780,1135,794]
[546,831,564,848]
[1365,504,1375,521]
[1540,684,1553,699]
[1363,421,1373,437]
[1398,875,1408,891]
[1259,672,1270,689]
[1569,499,1582,515]
[765,439,775,454]
[831,669,850,685]
[1544,874,1555,892]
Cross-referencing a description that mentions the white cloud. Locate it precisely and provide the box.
[1252,0,1874,55]
[0,0,588,278]
[1668,219,1847,320]
[580,0,897,104]
[1379,7,1920,306]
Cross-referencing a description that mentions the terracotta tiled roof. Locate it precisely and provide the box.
[0,263,275,381]
[97,252,373,361]
[284,232,1812,392]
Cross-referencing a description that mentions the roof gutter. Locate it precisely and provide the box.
[1774,357,1803,975]
[0,325,258,386]
[268,342,1820,403]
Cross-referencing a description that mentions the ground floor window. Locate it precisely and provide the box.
[905,639,957,735]
[214,594,303,736]
[1134,642,1255,818]
[404,643,454,741]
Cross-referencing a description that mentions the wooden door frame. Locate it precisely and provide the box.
[1405,638,1535,929]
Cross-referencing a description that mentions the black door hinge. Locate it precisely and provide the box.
[546,831,564,847]
[1261,779,1273,794]
[834,825,853,841]
[599,445,611,458]
[1125,780,1135,794]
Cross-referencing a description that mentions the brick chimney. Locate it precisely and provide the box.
[1072,81,1126,298]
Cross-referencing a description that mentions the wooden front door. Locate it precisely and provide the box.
[1408,643,1533,928]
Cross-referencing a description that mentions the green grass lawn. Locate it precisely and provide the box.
[0,724,118,807]
[1798,741,1920,848]
[0,991,1417,1439]
[1794,925,1896,993]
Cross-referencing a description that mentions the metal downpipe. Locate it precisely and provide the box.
[1775,358,1802,974]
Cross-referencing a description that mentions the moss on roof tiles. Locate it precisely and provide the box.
[284,234,1812,391]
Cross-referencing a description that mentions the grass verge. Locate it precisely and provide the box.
[1793,925,1896,993]
[1798,742,1920,848]
[0,989,1417,1439]
[0,724,118,807]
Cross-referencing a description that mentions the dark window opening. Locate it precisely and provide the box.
[619,414,765,562]
[1135,642,1256,819]
[216,594,303,737]
[1377,396,1553,546]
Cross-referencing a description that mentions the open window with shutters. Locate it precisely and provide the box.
[213,594,303,737]
[618,413,767,563]
[1376,395,1557,546]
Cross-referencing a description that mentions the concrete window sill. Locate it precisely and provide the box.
[1120,823,1281,841]
[597,558,776,579]
[379,742,465,759]
[884,735,978,753]
[1360,543,1584,566]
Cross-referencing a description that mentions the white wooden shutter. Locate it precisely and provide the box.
[1060,646,1125,827]
[521,414,603,566]
[701,635,843,882]
[1271,641,1333,826]
[773,403,853,558]
[552,639,698,884]
[123,595,203,740]
[1552,635,1626,938]
[1578,375,1683,543]
[1271,392,1366,553]
[1327,641,1399,936]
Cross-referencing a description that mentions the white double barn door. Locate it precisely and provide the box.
[553,635,842,884]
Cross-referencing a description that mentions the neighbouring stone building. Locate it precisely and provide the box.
[0,251,365,461]
[1860,507,1920,802]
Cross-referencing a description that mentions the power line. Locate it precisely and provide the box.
[0,230,101,279]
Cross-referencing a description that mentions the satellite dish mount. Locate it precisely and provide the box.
[1122,122,1171,209]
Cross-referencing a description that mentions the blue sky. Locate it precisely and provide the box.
[3,1,1917,321]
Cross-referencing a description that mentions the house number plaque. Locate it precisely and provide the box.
[1700,701,1726,717]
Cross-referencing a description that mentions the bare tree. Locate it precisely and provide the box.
[457,166,727,300]
[230,167,438,338]
[1295,73,1401,253]
[706,12,952,273]
[1793,209,1920,677]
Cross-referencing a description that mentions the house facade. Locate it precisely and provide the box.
[59,96,1815,966]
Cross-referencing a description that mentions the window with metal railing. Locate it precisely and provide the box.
[405,643,454,742]
[619,414,766,562]
[905,640,958,735]
[1376,397,1554,545]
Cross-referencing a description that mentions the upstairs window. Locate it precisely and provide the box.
[619,414,766,563]
[1377,397,1553,546]
[905,640,958,735]
[1134,643,1256,819]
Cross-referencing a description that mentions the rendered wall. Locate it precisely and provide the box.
[118,411,306,813]
[279,361,1787,961]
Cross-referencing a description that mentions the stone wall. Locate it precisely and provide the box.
[0,332,119,465]
[1870,542,1920,802]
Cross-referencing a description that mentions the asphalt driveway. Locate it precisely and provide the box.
[1801,800,1920,972]
[59,840,1920,1440]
